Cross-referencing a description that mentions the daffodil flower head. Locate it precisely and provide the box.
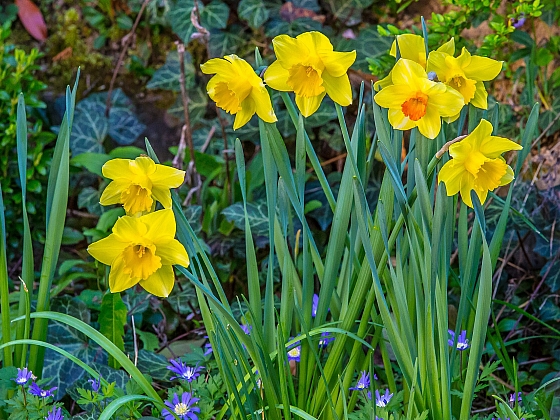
[100,156,185,216]
[374,58,464,139]
[201,54,277,130]
[374,35,455,90]
[438,119,522,208]
[87,209,189,297]
[427,47,502,109]
[264,31,356,117]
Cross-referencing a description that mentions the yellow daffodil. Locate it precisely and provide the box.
[264,31,356,117]
[427,47,502,109]
[100,156,185,216]
[374,35,455,90]
[438,119,522,208]
[87,209,189,297]
[201,54,277,130]
[374,59,464,139]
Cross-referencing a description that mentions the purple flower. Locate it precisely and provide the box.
[28,382,57,398]
[448,330,469,351]
[204,342,213,356]
[349,371,370,391]
[287,342,301,362]
[45,407,64,420]
[312,294,319,317]
[509,391,522,404]
[319,332,334,348]
[167,360,204,382]
[14,367,33,386]
[88,375,102,392]
[375,389,393,407]
[510,13,526,28]
[162,392,200,420]
[241,324,252,335]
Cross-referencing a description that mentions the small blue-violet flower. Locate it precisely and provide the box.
[28,382,57,398]
[14,367,34,386]
[241,324,252,335]
[448,330,469,351]
[162,392,200,420]
[45,406,64,420]
[510,13,526,28]
[509,391,523,404]
[312,294,319,317]
[88,375,102,392]
[167,360,204,382]
[319,332,334,348]
[349,371,370,391]
[375,389,394,407]
[287,342,301,362]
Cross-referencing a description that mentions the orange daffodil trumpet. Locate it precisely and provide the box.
[89,155,190,297]
[100,156,186,216]
[427,47,502,110]
[438,119,522,208]
[374,59,464,139]
[264,31,356,117]
[201,54,277,130]
[87,210,189,297]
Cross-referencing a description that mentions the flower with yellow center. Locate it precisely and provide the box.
[87,209,189,297]
[200,54,277,130]
[100,156,186,216]
[264,31,356,117]
[374,58,464,139]
[374,34,455,90]
[427,47,502,109]
[438,119,522,208]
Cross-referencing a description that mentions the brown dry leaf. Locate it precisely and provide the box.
[15,0,47,42]
[532,141,560,190]
[280,2,325,23]
[52,47,73,62]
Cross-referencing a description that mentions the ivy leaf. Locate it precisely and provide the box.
[200,0,229,29]
[238,0,269,29]
[336,24,392,72]
[77,186,103,216]
[324,0,374,26]
[207,28,245,57]
[222,201,269,237]
[168,0,199,44]
[168,283,198,315]
[70,101,107,156]
[136,350,172,381]
[42,297,106,399]
[542,260,560,293]
[99,292,128,369]
[265,17,323,38]
[305,97,337,128]
[147,51,195,92]
[167,87,209,125]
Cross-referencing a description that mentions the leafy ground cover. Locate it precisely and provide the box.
[0,0,559,419]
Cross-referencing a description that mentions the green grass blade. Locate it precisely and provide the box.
[99,395,159,420]
[0,182,11,368]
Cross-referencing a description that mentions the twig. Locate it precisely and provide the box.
[174,41,202,204]
[531,110,560,149]
[131,314,138,366]
[105,0,151,117]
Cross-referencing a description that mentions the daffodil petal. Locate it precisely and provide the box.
[479,135,523,158]
[392,34,427,68]
[417,105,442,139]
[439,160,464,196]
[149,165,185,188]
[455,48,472,69]
[233,96,256,130]
[471,82,488,109]
[426,86,464,117]
[143,209,177,242]
[388,108,416,131]
[427,51,452,82]
[102,159,133,180]
[132,156,156,175]
[296,31,333,52]
[374,84,414,109]
[151,186,172,209]
[109,256,140,293]
[99,179,129,205]
[201,57,232,76]
[139,265,175,297]
[251,87,277,123]
[499,165,515,186]
[156,239,190,267]
[437,37,455,55]
[113,215,148,241]
[272,35,310,68]
[322,72,352,106]
[391,59,427,90]
[459,175,476,208]
[264,60,291,91]
[295,92,325,118]
[320,50,356,78]
[467,119,494,149]
[373,71,393,91]
[464,56,502,81]
[443,112,461,123]
[88,235,128,266]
